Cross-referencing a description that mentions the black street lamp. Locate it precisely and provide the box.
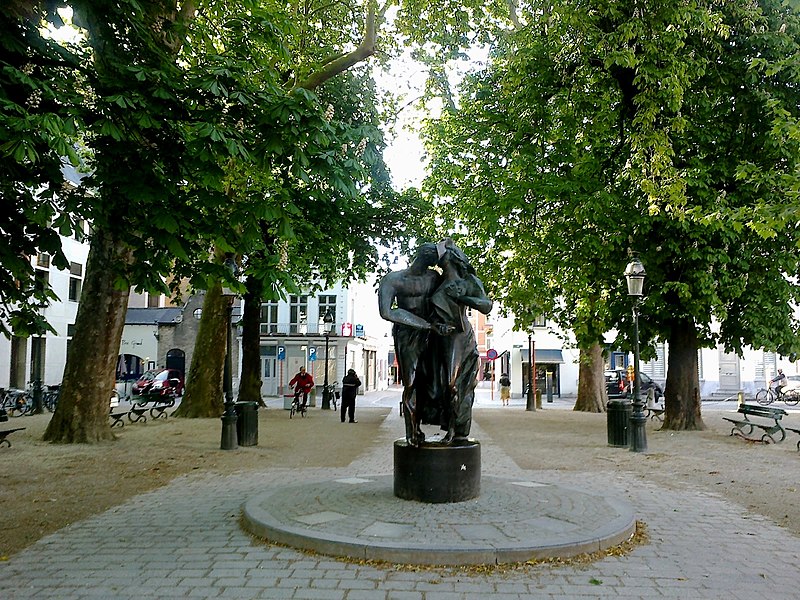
[321,308,334,410]
[220,257,239,451]
[526,332,536,411]
[625,257,647,453]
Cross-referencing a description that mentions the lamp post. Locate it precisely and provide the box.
[526,332,536,411]
[321,308,334,410]
[220,257,239,451]
[625,257,647,453]
[31,337,43,414]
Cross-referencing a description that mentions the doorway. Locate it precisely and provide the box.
[260,346,278,397]
[718,349,740,392]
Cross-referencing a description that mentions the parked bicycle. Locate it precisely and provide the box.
[327,383,339,412]
[3,387,33,417]
[1,388,31,417]
[755,385,799,406]
[42,384,60,412]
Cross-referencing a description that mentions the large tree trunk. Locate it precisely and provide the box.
[237,275,264,406]
[573,343,607,412]
[43,229,131,443]
[173,282,228,418]
[663,319,706,430]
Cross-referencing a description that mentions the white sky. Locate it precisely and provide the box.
[373,55,431,190]
[375,45,488,191]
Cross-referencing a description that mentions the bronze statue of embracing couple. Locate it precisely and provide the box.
[379,239,493,447]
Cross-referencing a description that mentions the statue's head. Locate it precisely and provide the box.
[411,243,439,268]
[437,238,475,275]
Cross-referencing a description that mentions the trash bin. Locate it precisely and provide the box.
[607,400,632,447]
[235,402,258,446]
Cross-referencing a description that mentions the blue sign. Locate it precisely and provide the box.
[277,346,285,361]
[308,347,317,361]
[355,324,365,337]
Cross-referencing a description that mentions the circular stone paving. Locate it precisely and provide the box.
[241,474,635,566]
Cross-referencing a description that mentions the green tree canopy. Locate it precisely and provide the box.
[421,0,800,427]
[0,0,427,440]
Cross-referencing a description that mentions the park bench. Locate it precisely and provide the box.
[642,389,664,421]
[722,404,787,444]
[645,399,665,422]
[128,399,173,423]
[785,427,800,451]
[128,406,149,423]
[109,409,128,428]
[645,406,665,421]
[0,427,26,447]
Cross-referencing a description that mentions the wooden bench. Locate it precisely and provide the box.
[148,403,170,419]
[645,405,665,422]
[786,427,800,451]
[722,404,787,443]
[109,410,128,428]
[128,406,149,423]
[127,401,172,423]
[0,427,26,447]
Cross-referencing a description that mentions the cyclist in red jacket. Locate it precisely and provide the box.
[289,366,315,409]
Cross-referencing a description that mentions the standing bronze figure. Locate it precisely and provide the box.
[379,239,492,446]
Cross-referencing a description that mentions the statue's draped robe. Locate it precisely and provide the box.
[426,269,484,437]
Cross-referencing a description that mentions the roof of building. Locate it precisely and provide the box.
[125,304,241,325]
[125,308,184,325]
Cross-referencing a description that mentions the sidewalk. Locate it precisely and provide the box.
[2,388,799,598]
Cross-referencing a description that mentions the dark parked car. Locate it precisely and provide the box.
[605,370,663,401]
[132,368,184,398]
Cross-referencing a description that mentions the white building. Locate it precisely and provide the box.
[0,200,392,402]
[488,310,580,400]
[257,278,391,399]
[0,223,90,391]
[488,307,797,400]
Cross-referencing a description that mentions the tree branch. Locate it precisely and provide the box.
[292,1,384,91]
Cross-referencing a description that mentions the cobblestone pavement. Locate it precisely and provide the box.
[2,389,799,599]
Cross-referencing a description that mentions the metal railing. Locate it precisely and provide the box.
[259,323,338,336]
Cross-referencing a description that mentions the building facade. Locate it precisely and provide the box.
[0,223,90,391]
[489,308,798,401]
[257,278,391,399]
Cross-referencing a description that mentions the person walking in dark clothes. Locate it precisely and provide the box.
[341,369,361,423]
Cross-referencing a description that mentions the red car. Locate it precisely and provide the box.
[132,369,184,398]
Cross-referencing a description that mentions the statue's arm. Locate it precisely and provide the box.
[444,275,493,315]
[378,276,435,331]
[460,292,493,315]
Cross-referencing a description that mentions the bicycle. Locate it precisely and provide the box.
[42,384,60,412]
[328,384,339,412]
[755,385,800,407]
[289,389,307,419]
[2,387,32,417]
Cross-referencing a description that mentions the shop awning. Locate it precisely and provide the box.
[519,349,564,363]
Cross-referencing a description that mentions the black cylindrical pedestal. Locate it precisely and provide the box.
[394,439,480,503]
[607,400,631,447]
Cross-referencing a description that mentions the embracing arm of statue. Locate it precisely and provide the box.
[441,275,493,315]
[378,275,454,335]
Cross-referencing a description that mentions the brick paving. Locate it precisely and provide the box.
[2,389,799,599]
